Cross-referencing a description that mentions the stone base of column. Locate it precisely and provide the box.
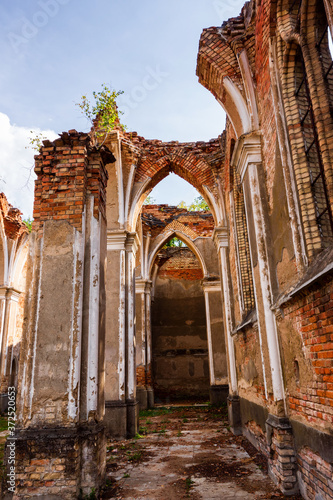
[127,399,139,438]
[136,387,154,410]
[210,384,229,406]
[227,395,242,435]
[266,415,299,495]
[147,386,154,408]
[0,393,8,414]
[136,386,148,410]
[105,400,127,438]
[104,400,139,439]
[9,423,105,499]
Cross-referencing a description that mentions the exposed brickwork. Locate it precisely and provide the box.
[268,426,298,493]
[245,420,298,494]
[0,193,28,240]
[155,248,204,281]
[33,130,113,234]
[141,205,214,240]
[277,0,333,255]
[136,365,146,387]
[117,132,225,213]
[297,447,333,500]
[11,424,105,499]
[282,274,333,428]
[136,363,152,387]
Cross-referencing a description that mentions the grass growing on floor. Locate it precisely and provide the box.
[0,416,8,487]
[139,408,173,418]
[0,417,7,433]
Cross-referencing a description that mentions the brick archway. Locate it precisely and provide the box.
[123,134,226,231]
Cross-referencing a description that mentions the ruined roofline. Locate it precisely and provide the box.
[120,130,225,152]
[141,204,213,216]
[38,129,115,166]
[0,192,29,240]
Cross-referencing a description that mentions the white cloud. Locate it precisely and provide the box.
[0,112,58,218]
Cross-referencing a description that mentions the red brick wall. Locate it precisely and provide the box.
[141,205,214,240]
[283,276,333,428]
[297,447,333,499]
[156,248,204,281]
[33,131,111,234]
[0,193,28,240]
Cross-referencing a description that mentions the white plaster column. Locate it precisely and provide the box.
[0,287,20,390]
[202,280,219,386]
[135,280,147,373]
[106,230,127,404]
[0,287,7,378]
[233,134,285,403]
[85,199,101,418]
[125,232,140,402]
[145,280,153,386]
[213,228,238,394]
[135,279,153,408]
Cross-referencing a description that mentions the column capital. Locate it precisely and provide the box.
[107,230,140,254]
[0,287,21,302]
[135,279,152,294]
[107,229,127,251]
[213,226,228,249]
[125,232,140,255]
[231,132,262,181]
[202,279,221,293]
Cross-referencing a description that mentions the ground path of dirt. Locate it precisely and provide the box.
[102,404,302,500]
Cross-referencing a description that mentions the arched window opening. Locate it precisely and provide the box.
[232,170,255,315]
[163,237,187,248]
[316,0,333,111]
[294,46,333,242]
[146,173,206,210]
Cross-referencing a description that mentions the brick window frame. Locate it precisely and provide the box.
[278,0,333,257]
[230,157,255,317]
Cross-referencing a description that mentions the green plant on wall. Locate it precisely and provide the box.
[23,217,33,232]
[27,84,126,154]
[26,131,48,153]
[76,84,126,147]
[143,195,156,205]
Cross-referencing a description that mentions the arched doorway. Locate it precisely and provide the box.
[151,242,210,404]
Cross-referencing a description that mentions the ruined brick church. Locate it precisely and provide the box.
[0,0,333,497]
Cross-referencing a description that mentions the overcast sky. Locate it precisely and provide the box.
[0,0,245,217]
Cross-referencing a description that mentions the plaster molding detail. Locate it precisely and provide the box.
[135,279,153,294]
[125,232,140,256]
[213,226,228,249]
[107,230,127,251]
[202,280,222,293]
[231,133,262,181]
[223,77,252,136]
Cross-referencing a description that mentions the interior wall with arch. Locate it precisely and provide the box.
[134,204,228,408]
[0,193,29,412]
[151,246,209,402]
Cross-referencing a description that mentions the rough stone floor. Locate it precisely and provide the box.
[102,404,302,500]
